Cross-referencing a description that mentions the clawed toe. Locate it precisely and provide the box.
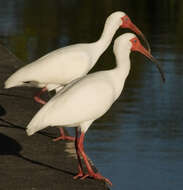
[92,172,112,186]
[77,172,112,186]
[80,174,89,180]
[53,135,75,142]
[73,172,85,179]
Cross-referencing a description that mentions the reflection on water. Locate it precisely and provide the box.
[0,0,183,189]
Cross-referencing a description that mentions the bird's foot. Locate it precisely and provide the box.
[80,172,112,186]
[52,135,75,142]
[73,172,84,179]
[34,96,46,105]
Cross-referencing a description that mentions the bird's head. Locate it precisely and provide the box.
[114,33,165,83]
[109,11,151,52]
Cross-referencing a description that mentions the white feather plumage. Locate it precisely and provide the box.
[4,11,126,91]
[26,33,136,135]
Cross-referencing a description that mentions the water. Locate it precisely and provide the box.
[0,0,183,189]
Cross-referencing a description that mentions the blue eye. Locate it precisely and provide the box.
[134,40,137,43]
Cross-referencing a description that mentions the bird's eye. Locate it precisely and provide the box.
[125,18,128,21]
[134,40,137,43]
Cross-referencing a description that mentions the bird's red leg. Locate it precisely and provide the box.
[73,128,84,179]
[34,87,47,105]
[52,128,75,141]
[77,132,112,186]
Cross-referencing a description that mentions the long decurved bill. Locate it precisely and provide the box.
[130,37,165,83]
[121,15,151,53]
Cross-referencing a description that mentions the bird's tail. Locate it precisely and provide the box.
[26,124,37,136]
[26,113,47,136]
[26,119,46,136]
[26,105,50,136]
[4,72,24,89]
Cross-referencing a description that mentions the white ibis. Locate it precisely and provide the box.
[26,33,165,185]
[5,11,151,141]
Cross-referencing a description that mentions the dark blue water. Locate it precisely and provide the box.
[0,0,183,189]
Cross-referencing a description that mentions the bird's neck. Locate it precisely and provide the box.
[90,19,121,65]
[110,49,131,100]
[97,19,120,48]
[115,49,131,77]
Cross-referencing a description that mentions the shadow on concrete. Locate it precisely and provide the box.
[0,118,55,139]
[0,105,6,117]
[0,92,32,100]
[0,87,55,102]
[0,132,74,176]
[0,132,21,155]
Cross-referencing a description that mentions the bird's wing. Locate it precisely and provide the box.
[26,72,115,135]
[53,76,85,95]
[5,44,90,88]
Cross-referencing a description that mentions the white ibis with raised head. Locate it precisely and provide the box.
[26,33,165,185]
[5,11,151,141]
